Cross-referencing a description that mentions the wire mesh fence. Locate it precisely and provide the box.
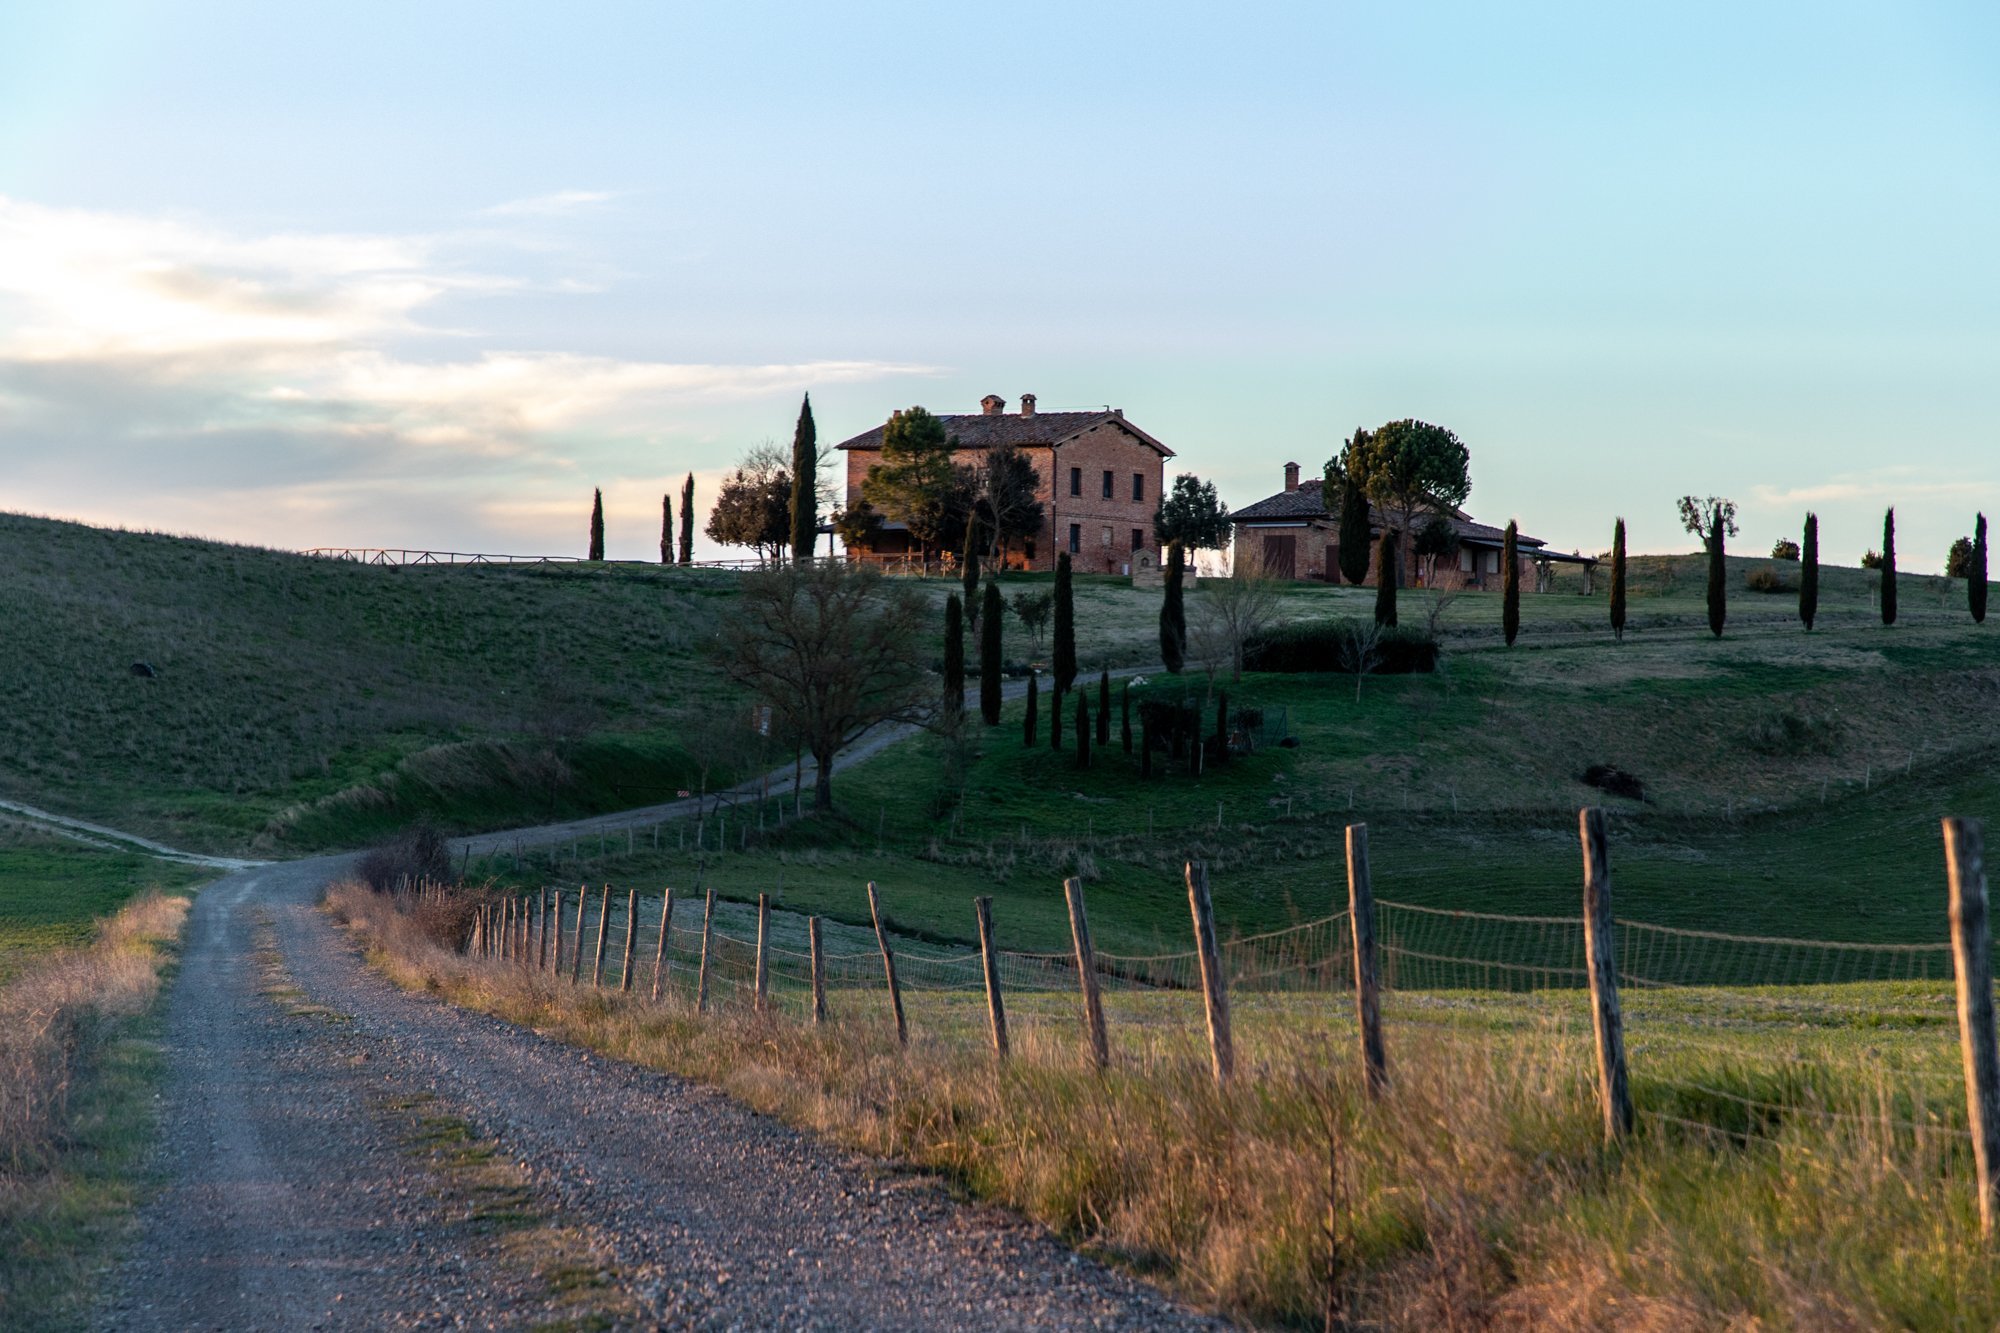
[446,811,1996,1183]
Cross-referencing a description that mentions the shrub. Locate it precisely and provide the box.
[1746,567,1794,594]
[1580,764,1646,802]
[1241,621,1439,675]
[1771,538,1800,561]
[1861,549,1883,570]
[355,820,454,894]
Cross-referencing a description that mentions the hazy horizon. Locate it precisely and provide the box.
[2,2,1995,571]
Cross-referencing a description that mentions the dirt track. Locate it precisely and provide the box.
[96,852,1229,1331]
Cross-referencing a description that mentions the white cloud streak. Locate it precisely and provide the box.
[0,194,930,550]
[479,189,617,217]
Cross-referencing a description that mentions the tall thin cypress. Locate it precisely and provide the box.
[1053,553,1077,693]
[1973,513,1989,625]
[1373,532,1398,628]
[962,523,981,610]
[1023,673,1039,746]
[980,581,1003,725]
[1051,674,1064,750]
[678,473,695,565]
[943,594,964,715]
[1338,471,1373,585]
[1161,541,1187,672]
[1609,518,1627,641]
[1096,669,1111,746]
[661,493,674,565]
[1800,512,1819,632]
[1501,521,1520,647]
[1074,695,1091,769]
[588,488,605,561]
[788,393,817,561]
[1706,504,1727,639]
[1120,681,1132,753]
[1881,507,1898,626]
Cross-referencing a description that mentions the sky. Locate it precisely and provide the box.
[0,1,1995,568]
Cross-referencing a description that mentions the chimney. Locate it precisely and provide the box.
[980,394,1005,415]
[1284,461,1301,490]
[1019,393,1036,416]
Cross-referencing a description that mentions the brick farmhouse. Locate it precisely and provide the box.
[1230,461,1594,591]
[834,394,1174,574]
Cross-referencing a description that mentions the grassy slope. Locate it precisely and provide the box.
[473,573,1999,953]
[0,824,209,983]
[0,512,751,854]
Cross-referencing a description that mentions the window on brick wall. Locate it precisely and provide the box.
[1101,469,1113,499]
[1067,523,1080,553]
[1132,473,1144,502]
[1069,466,1081,497]
[1101,525,1112,547]
[1131,527,1144,551]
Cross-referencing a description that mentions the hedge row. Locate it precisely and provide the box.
[1241,620,1440,675]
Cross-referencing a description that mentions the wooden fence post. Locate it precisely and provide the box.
[754,892,771,1014]
[620,888,638,993]
[570,885,587,984]
[591,884,611,989]
[1946,816,2000,1238]
[651,888,676,1003]
[975,896,1008,1059]
[1345,824,1388,1098]
[553,890,565,976]
[867,882,908,1046]
[808,915,828,1025]
[696,887,716,1014]
[538,887,550,971]
[1064,877,1109,1069]
[1186,861,1233,1086]
[1580,808,1633,1141]
[499,898,511,962]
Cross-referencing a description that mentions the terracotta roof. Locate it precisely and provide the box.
[1229,480,1548,548]
[833,410,1174,458]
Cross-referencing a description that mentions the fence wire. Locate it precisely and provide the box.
[459,872,1975,1149]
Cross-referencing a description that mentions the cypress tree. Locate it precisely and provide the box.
[678,473,695,564]
[1096,669,1111,746]
[1338,470,1373,585]
[1881,507,1898,626]
[1706,504,1726,638]
[661,493,674,565]
[1053,553,1077,692]
[943,594,964,716]
[1051,678,1064,750]
[1023,673,1039,746]
[1373,532,1398,628]
[1501,521,1520,647]
[980,581,1003,725]
[588,488,605,561]
[1800,513,1820,632]
[962,522,980,610]
[788,393,817,561]
[1609,518,1627,641]
[1161,542,1187,672]
[1120,681,1132,753]
[1075,695,1091,768]
[1973,513,1989,625]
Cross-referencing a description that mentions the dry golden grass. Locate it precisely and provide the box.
[0,891,187,1173]
[332,880,2000,1330]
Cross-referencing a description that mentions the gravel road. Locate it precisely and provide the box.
[97,851,1232,1331]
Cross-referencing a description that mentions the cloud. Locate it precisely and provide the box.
[479,190,617,217]
[0,193,931,552]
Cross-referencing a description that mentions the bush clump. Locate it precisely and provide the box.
[1744,709,1842,756]
[1241,620,1439,674]
[355,820,454,894]
[1746,567,1794,594]
[1581,764,1646,802]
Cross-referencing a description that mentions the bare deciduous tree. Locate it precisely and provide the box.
[1191,549,1281,682]
[716,561,932,812]
[1345,618,1385,703]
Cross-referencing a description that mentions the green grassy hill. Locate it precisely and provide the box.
[0,512,750,854]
